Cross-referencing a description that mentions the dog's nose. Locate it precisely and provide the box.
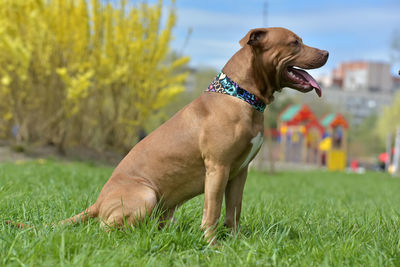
[321,50,329,59]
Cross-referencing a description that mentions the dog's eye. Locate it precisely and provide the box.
[291,40,300,46]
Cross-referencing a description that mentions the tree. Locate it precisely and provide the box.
[0,0,189,152]
[377,91,400,143]
[348,114,384,158]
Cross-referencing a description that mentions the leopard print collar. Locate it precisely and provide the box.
[205,72,266,113]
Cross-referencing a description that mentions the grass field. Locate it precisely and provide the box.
[1,160,400,266]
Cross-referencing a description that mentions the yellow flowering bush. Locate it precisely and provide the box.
[0,0,189,151]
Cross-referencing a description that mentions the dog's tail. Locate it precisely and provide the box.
[59,204,99,225]
[4,220,32,229]
[5,204,99,229]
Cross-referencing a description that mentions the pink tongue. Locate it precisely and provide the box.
[291,68,322,97]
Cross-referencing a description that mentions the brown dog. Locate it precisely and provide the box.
[58,27,328,241]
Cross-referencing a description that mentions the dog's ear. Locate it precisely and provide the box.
[239,28,267,47]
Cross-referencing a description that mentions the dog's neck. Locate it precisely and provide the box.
[222,46,278,104]
[206,72,266,112]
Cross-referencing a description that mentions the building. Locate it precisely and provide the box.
[332,61,393,93]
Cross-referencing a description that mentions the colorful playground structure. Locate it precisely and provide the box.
[278,104,349,170]
[320,113,349,170]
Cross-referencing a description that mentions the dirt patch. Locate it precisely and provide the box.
[0,142,124,166]
[0,146,32,162]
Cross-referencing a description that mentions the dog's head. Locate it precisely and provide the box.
[240,27,328,97]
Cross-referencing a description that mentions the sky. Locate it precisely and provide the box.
[154,0,400,78]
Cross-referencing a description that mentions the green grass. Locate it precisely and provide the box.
[1,160,400,266]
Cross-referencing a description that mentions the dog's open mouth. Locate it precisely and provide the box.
[284,66,322,97]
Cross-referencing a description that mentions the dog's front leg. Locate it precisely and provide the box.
[201,160,230,243]
[224,167,248,232]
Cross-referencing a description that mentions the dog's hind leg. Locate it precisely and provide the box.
[96,176,158,228]
[158,207,177,229]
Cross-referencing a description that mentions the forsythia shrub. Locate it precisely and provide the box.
[0,0,189,151]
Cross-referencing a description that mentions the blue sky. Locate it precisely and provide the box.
[156,0,400,78]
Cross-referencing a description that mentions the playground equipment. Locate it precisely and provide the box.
[320,113,349,171]
[278,104,324,164]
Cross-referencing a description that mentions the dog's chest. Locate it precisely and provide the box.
[236,132,264,172]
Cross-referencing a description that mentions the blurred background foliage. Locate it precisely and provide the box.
[0,0,189,153]
[377,91,400,141]
[0,0,398,162]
